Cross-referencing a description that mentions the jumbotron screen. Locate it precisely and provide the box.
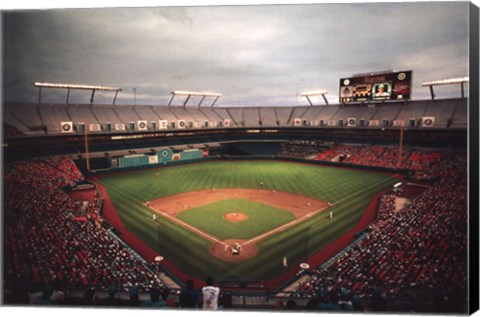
[339,70,412,103]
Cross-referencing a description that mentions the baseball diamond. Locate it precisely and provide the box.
[96,160,399,282]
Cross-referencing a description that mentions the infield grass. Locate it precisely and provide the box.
[176,198,296,240]
[97,160,398,281]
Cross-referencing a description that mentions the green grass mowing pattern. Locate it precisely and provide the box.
[99,160,391,203]
[176,198,296,240]
[98,160,398,281]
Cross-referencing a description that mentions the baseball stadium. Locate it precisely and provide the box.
[1,2,478,315]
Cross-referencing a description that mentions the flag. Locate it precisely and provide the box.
[293,118,302,126]
[369,120,379,127]
[89,123,101,132]
[347,118,356,126]
[159,120,168,130]
[115,123,126,131]
[327,119,336,126]
[137,120,148,131]
[61,121,73,133]
[422,116,435,127]
[393,119,405,127]
[177,120,186,129]
[224,119,231,127]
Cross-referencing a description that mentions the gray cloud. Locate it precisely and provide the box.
[2,2,471,106]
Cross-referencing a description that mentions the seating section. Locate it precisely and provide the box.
[313,144,445,177]
[292,150,467,313]
[3,156,165,304]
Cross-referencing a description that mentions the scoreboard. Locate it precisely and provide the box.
[339,70,412,103]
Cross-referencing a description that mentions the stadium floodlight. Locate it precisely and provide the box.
[421,77,469,86]
[34,82,122,91]
[421,76,469,99]
[169,90,223,107]
[172,90,223,97]
[33,82,122,104]
[299,90,329,106]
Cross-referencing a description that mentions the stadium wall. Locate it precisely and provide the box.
[3,126,468,164]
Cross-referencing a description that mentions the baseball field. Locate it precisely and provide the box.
[96,160,398,283]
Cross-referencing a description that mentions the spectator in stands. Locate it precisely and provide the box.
[126,286,141,307]
[274,300,284,310]
[101,285,122,306]
[161,288,176,308]
[202,276,221,310]
[179,279,199,308]
[50,279,66,304]
[285,299,298,310]
[219,291,233,309]
[140,287,162,307]
[368,287,388,311]
[32,283,54,305]
[82,288,97,306]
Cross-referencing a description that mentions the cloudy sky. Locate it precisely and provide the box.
[1,1,472,106]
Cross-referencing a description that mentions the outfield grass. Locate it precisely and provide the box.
[176,198,296,240]
[98,160,398,281]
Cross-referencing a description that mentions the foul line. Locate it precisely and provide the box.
[241,204,330,247]
[148,205,229,247]
[90,179,230,248]
[241,176,395,247]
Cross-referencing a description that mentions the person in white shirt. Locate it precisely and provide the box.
[202,276,220,310]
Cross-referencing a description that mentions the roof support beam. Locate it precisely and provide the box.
[421,76,469,100]
[33,82,122,105]
[170,90,222,107]
[299,90,329,106]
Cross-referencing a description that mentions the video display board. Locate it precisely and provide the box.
[339,71,412,103]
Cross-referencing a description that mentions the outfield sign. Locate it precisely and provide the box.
[149,155,158,165]
[137,120,148,131]
[115,123,126,131]
[159,120,168,130]
[90,123,101,132]
[61,121,73,133]
[422,116,435,127]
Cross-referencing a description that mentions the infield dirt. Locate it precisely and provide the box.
[148,188,329,261]
[149,188,327,218]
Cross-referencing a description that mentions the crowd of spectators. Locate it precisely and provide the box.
[3,156,166,305]
[292,149,468,313]
[280,140,327,158]
[314,144,446,180]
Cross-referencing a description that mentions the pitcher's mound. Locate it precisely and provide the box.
[223,212,248,223]
[209,239,258,262]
